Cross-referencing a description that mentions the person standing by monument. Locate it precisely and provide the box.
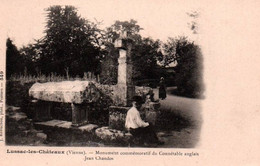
[159,77,167,100]
[125,96,163,146]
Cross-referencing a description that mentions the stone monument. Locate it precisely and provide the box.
[108,32,135,130]
[109,31,161,130]
[29,81,101,126]
[113,31,135,106]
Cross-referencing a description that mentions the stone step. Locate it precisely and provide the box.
[95,126,132,142]
[34,120,98,133]
[35,119,66,127]
[34,120,132,145]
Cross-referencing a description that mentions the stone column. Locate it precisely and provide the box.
[71,103,80,126]
[114,35,135,106]
[108,33,135,129]
[71,103,90,127]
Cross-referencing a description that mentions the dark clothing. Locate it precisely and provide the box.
[129,124,159,144]
[159,80,167,99]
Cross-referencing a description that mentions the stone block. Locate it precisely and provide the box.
[29,81,101,104]
[36,132,47,141]
[10,112,27,121]
[78,124,98,133]
[35,120,65,127]
[112,85,135,106]
[109,106,130,130]
[114,39,123,48]
[56,121,73,129]
[112,85,127,106]
[95,126,132,142]
[71,104,90,127]
[114,38,128,49]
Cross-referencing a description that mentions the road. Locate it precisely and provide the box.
[153,87,203,148]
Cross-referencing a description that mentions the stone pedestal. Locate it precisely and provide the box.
[31,100,91,127]
[112,84,135,106]
[108,34,136,130]
[32,100,52,122]
[71,103,90,127]
[108,106,130,131]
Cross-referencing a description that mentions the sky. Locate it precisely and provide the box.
[1,0,200,48]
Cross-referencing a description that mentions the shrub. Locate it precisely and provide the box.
[174,39,204,98]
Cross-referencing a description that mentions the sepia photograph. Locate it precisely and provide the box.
[4,1,203,148]
[1,0,260,166]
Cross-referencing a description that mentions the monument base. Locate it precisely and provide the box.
[112,84,135,106]
[71,103,90,127]
[109,106,130,131]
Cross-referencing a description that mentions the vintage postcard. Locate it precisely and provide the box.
[0,0,259,165]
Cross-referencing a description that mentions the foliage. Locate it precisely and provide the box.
[6,5,203,97]
[6,38,25,78]
[100,20,163,84]
[99,44,119,85]
[21,6,103,77]
[132,37,163,81]
[163,37,204,98]
[8,71,99,85]
[161,37,176,66]
[105,19,143,43]
[19,42,42,76]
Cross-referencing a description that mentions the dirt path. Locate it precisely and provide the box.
[153,87,203,148]
[153,87,202,124]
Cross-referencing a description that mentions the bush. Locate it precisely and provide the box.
[174,39,204,98]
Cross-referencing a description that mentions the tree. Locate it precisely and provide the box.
[19,41,43,76]
[132,37,163,81]
[161,37,177,67]
[38,5,102,76]
[163,37,204,98]
[6,38,24,78]
[100,20,163,85]
[105,19,143,43]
